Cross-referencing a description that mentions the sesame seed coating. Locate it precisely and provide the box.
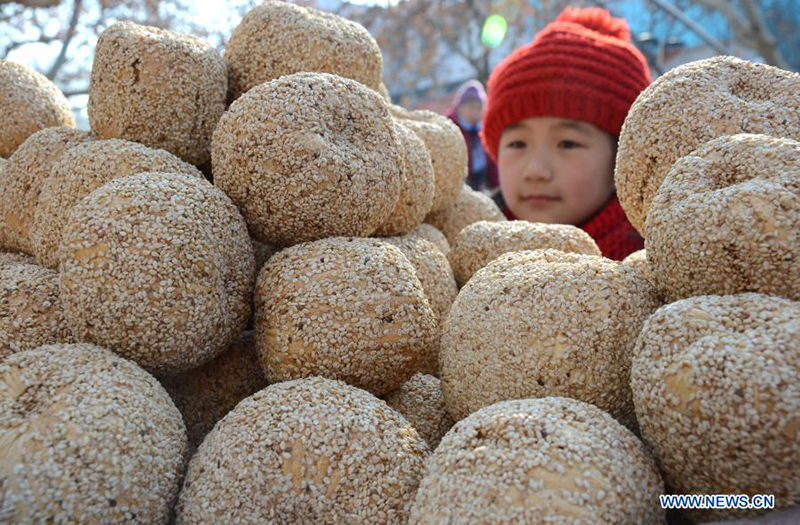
[425,184,506,245]
[450,221,601,288]
[374,120,435,236]
[32,138,203,269]
[621,249,664,304]
[254,237,438,396]
[0,60,75,158]
[622,249,650,281]
[176,376,428,524]
[0,127,92,254]
[0,251,34,267]
[647,134,800,302]
[631,293,800,522]
[441,249,661,428]
[0,343,187,523]
[391,105,468,212]
[213,72,402,247]
[384,373,454,450]
[158,330,267,453]
[384,234,458,375]
[58,172,255,375]
[408,223,451,258]
[224,0,383,103]
[0,262,74,361]
[410,397,665,524]
[88,21,227,166]
[616,56,800,235]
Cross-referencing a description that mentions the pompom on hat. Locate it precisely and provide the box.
[481,7,651,162]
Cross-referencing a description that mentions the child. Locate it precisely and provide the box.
[480,7,650,260]
[446,80,498,193]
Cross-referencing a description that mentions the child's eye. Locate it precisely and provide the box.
[558,140,582,149]
[505,140,526,149]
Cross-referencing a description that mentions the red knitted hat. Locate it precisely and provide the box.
[481,7,651,162]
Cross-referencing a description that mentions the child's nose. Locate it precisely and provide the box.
[522,150,554,182]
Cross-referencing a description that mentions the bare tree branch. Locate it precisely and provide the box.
[647,0,732,55]
[691,0,791,68]
[0,0,60,6]
[739,0,791,69]
[1,33,57,58]
[62,86,88,96]
[45,0,82,80]
[692,0,749,31]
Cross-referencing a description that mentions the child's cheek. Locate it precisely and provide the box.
[568,177,599,204]
[497,148,510,176]
[497,152,519,197]
[565,158,613,208]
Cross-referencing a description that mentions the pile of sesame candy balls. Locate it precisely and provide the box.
[1,2,798,523]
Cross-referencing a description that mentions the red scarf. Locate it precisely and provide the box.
[502,195,643,261]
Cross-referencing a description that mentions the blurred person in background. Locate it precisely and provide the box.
[446,79,498,194]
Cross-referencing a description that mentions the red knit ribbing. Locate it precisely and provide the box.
[579,195,644,260]
[481,7,651,162]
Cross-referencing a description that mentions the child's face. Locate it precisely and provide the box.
[498,117,616,225]
[457,100,484,126]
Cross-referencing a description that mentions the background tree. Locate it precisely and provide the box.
[334,0,582,104]
[0,0,256,98]
[690,0,793,69]
[644,0,797,70]
[1,0,61,6]
[2,0,797,117]
[333,0,798,105]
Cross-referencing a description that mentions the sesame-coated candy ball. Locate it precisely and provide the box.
[647,134,800,301]
[1,261,74,361]
[391,104,468,213]
[408,223,451,258]
[225,0,383,103]
[32,138,203,269]
[0,343,187,523]
[616,56,800,235]
[441,249,661,428]
[255,237,438,396]
[622,249,652,283]
[213,72,402,247]
[621,249,665,305]
[176,377,428,524]
[159,330,267,453]
[58,172,255,375]
[425,184,506,245]
[0,59,75,158]
[384,234,457,375]
[374,120,435,236]
[450,220,601,288]
[0,127,92,254]
[410,397,665,524]
[631,293,800,522]
[88,21,227,166]
[384,373,454,450]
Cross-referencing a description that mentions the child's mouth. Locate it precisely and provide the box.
[522,194,560,205]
